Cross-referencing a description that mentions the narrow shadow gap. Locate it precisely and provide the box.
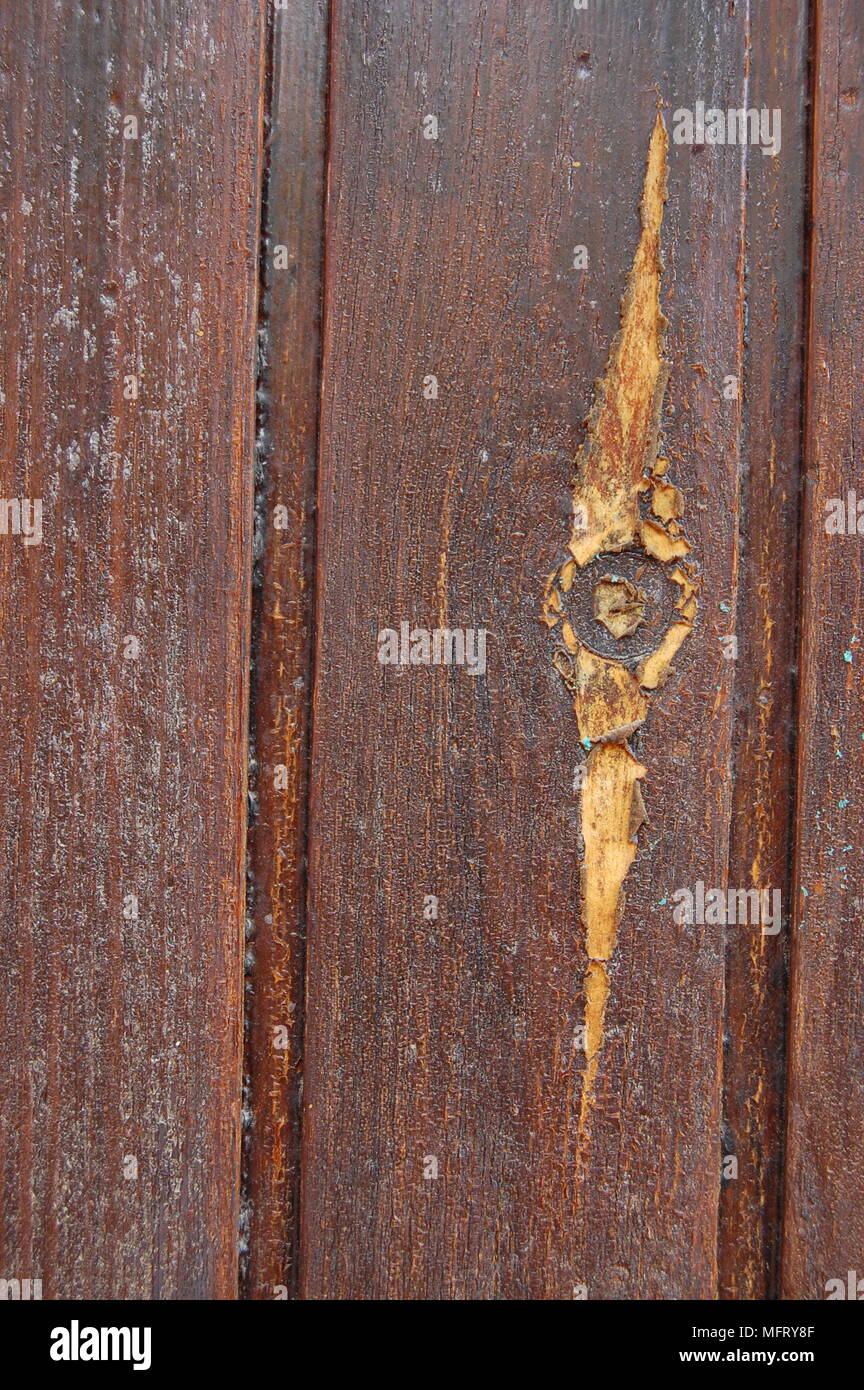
[238,0,277,1297]
[239,0,332,1302]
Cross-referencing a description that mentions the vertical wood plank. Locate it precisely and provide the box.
[242,0,328,1300]
[717,0,810,1301]
[301,0,750,1299]
[783,0,864,1302]
[0,1,264,1298]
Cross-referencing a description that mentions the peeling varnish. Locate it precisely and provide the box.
[543,115,700,1150]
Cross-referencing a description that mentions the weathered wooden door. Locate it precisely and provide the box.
[2,0,862,1306]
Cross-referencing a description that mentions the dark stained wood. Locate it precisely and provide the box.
[717,0,810,1302]
[782,0,864,1302]
[0,0,265,1298]
[300,0,752,1299]
[3,0,859,1306]
[242,0,328,1300]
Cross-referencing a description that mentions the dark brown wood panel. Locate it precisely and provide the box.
[5,0,860,1309]
[242,0,329,1301]
[717,0,810,1302]
[0,0,265,1298]
[782,0,864,1302]
[300,0,753,1299]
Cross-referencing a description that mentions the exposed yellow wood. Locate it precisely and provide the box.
[566,114,669,568]
[593,575,649,639]
[581,742,647,962]
[543,113,700,1163]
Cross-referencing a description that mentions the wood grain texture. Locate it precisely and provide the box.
[782,0,864,1302]
[0,0,264,1298]
[300,0,751,1299]
[242,0,328,1300]
[717,0,810,1302]
[4,0,856,1305]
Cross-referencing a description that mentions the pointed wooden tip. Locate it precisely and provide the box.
[641,112,668,238]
